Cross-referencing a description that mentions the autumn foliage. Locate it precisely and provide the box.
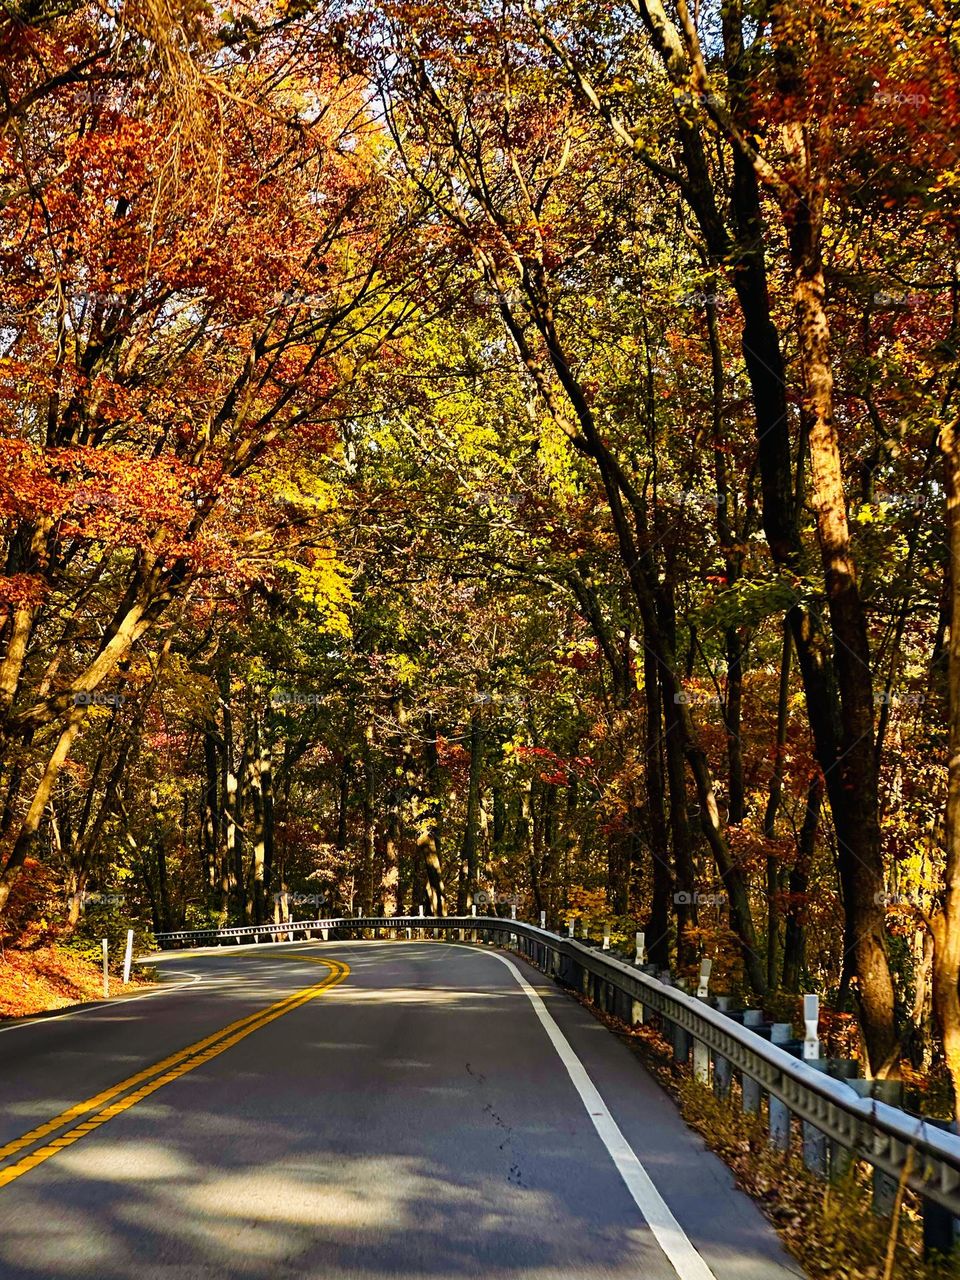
[1,0,960,1132]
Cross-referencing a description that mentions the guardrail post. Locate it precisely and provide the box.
[798,999,828,1179]
[768,1023,793,1150]
[102,938,109,999]
[711,997,737,1098]
[821,1060,860,1180]
[740,1010,764,1113]
[802,1060,829,1177]
[669,978,690,1065]
[847,1079,904,1216]
[630,965,656,1025]
[922,1119,960,1260]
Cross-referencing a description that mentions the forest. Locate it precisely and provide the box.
[1,0,958,1103]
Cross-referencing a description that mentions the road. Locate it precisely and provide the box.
[0,940,803,1279]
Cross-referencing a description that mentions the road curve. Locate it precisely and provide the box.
[0,940,803,1280]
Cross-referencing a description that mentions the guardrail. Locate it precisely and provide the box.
[153,913,960,1234]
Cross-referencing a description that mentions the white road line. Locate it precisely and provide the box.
[0,970,205,1036]
[481,949,718,1280]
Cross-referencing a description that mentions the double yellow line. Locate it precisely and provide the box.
[0,955,349,1190]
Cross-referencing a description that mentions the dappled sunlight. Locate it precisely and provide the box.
[56,1141,193,1182]
[179,1156,482,1227]
[0,1138,653,1279]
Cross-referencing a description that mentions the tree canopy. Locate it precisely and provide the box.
[1,0,959,1097]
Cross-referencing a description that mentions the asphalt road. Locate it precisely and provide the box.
[0,940,803,1280]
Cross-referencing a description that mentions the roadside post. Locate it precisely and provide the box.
[102,938,109,999]
[693,959,712,1083]
[630,932,647,1025]
[122,929,134,984]
[803,993,820,1061]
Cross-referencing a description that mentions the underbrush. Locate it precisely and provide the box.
[0,856,155,1017]
[0,933,151,1018]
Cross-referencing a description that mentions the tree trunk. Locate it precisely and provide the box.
[764,624,792,988]
[789,179,897,1072]
[706,293,746,826]
[246,721,268,926]
[643,641,673,967]
[360,720,376,915]
[202,725,219,907]
[420,712,444,914]
[932,415,960,1113]
[382,780,400,916]
[782,773,822,994]
[150,788,172,933]
[336,754,352,858]
[225,744,246,925]
[659,629,697,963]
[458,706,482,912]
[0,714,83,915]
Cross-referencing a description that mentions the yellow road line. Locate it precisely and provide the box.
[0,957,345,1165]
[0,958,349,1188]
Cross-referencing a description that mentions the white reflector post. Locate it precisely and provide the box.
[123,928,134,983]
[803,993,820,1060]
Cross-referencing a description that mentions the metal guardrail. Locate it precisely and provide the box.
[153,914,960,1218]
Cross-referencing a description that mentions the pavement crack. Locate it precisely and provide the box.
[467,1062,524,1186]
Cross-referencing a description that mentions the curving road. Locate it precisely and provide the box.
[0,940,803,1279]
